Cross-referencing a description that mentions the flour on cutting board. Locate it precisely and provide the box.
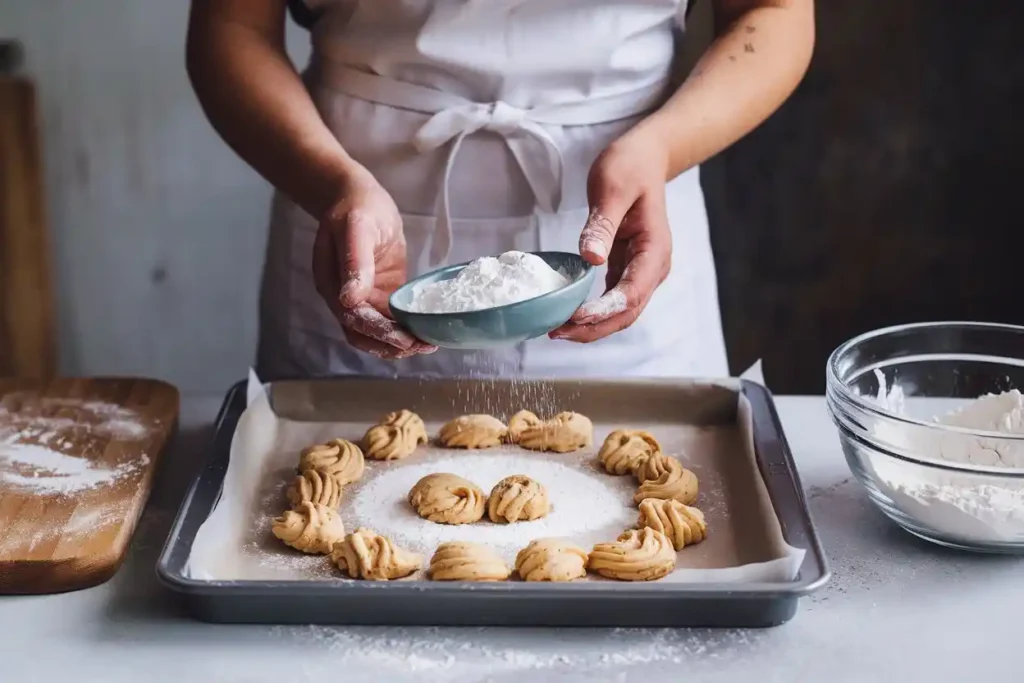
[867,369,1024,542]
[0,397,154,496]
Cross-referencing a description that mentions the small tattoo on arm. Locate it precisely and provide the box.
[729,55,737,61]
[744,42,755,53]
[745,25,755,34]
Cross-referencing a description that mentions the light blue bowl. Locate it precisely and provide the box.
[389,252,596,349]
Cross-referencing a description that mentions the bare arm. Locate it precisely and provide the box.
[640,0,816,179]
[186,0,363,217]
[187,0,432,357]
[557,0,814,343]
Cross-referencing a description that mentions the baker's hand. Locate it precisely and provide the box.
[550,130,672,343]
[312,169,437,358]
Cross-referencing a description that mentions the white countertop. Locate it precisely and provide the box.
[2,395,1021,683]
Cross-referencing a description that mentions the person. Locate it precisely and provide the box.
[186,0,814,380]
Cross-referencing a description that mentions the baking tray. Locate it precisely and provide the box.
[156,378,829,627]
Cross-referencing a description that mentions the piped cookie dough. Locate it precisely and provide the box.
[428,541,510,581]
[330,527,422,580]
[515,538,588,582]
[487,474,550,523]
[438,414,509,449]
[271,501,346,554]
[298,438,365,486]
[408,472,487,525]
[636,497,707,551]
[589,528,676,581]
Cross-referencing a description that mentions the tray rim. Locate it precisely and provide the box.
[155,377,830,600]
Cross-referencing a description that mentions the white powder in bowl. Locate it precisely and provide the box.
[866,370,1024,543]
[408,251,571,314]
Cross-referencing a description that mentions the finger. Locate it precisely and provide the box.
[573,240,666,326]
[313,222,343,302]
[579,169,635,265]
[344,329,412,359]
[338,211,377,308]
[340,303,417,351]
[549,306,643,344]
[345,330,438,359]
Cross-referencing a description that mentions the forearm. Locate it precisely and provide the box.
[632,0,815,179]
[186,1,361,218]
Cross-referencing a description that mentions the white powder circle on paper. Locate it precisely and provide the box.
[408,251,571,314]
[351,454,635,562]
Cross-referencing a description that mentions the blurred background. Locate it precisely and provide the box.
[1,0,1021,395]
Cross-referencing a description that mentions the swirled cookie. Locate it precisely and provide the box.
[487,475,550,523]
[514,538,588,582]
[286,468,344,508]
[598,429,661,475]
[330,527,422,580]
[408,473,486,524]
[589,528,676,581]
[633,454,698,505]
[438,414,508,449]
[363,409,429,461]
[271,501,345,554]
[637,498,707,551]
[507,410,543,444]
[515,411,593,453]
[297,438,365,486]
[428,541,510,581]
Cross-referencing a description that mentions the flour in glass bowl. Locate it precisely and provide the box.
[867,369,1024,543]
[408,251,571,313]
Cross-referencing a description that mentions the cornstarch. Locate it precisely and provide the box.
[869,369,1024,543]
[408,251,570,313]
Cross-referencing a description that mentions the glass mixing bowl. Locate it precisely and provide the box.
[826,321,1024,552]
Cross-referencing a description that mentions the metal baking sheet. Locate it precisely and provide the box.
[157,378,829,627]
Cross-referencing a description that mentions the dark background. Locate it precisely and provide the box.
[698,0,1024,392]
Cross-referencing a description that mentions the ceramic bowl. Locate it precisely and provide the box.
[389,251,596,350]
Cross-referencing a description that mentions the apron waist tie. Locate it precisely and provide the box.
[314,61,670,267]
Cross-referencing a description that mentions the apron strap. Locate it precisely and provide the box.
[314,62,670,268]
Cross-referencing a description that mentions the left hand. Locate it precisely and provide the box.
[550,129,672,343]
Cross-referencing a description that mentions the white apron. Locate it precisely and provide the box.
[257,0,729,380]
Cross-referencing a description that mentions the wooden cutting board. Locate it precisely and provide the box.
[0,377,179,594]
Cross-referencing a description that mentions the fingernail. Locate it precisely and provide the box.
[422,345,439,354]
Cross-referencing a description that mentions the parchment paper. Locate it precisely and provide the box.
[186,366,805,583]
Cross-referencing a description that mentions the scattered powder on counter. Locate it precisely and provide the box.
[867,369,1024,543]
[351,453,635,563]
[408,251,571,313]
[266,624,761,679]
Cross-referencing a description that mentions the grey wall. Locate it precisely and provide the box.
[0,1,310,393]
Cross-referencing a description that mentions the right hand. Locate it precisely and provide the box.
[312,169,437,359]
